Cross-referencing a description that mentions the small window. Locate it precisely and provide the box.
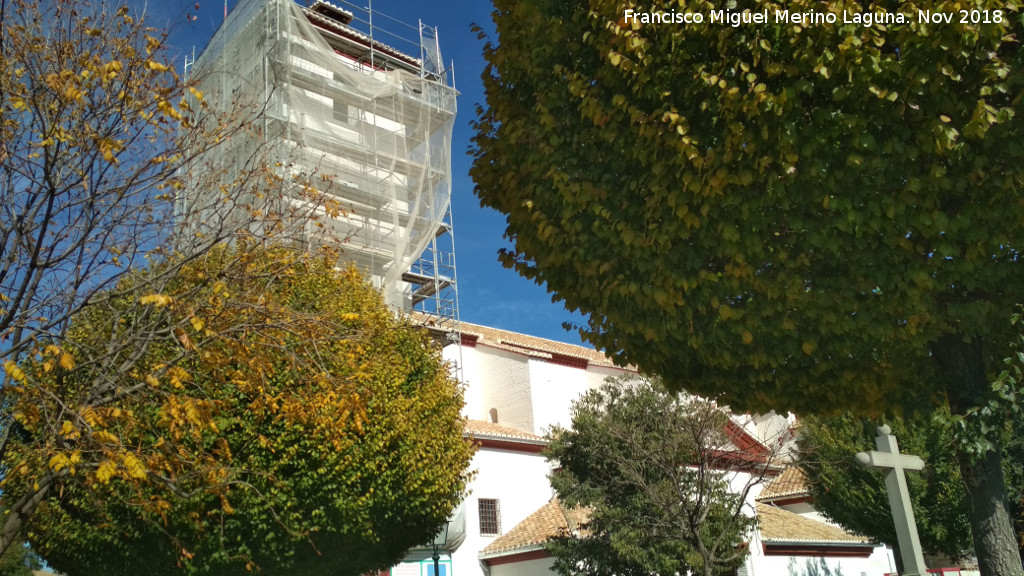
[478,498,501,536]
[420,563,449,576]
[489,408,499,423]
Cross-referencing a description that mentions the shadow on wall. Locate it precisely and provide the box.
[788,557,846,576]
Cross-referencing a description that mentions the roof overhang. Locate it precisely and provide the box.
[757,494,813,506]
[762,540,876,558]
[465,433,548,454]
[479,546,549,566]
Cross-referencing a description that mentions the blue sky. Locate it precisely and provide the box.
[157,0,590,345]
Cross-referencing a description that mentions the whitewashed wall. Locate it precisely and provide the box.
[451,341,481,418]
[450,446,553,576]
[782,500,829,521]
[453,345,534,431]
[526,361,624,435]
[490,557,555,576]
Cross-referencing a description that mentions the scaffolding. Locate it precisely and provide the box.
[404,204,460,336]
[181,0,460,339]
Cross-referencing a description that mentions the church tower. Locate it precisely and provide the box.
[181,0,460,334]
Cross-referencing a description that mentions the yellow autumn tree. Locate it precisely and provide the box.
[0,0,332,553]
[4,244,474,575]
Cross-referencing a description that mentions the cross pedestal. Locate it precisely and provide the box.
[855,424,928,576]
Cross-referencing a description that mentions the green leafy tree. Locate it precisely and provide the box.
[4,246,474,575]
[0,544,41,576]
[472,0,1024,571]
[546,377,770,576]
[797,413,978,569]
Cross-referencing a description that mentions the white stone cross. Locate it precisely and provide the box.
[855,424,928,576]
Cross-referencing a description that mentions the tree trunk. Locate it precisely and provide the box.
[932,334,1024,576]
[0,475,51,555]
[958,449,1023,575]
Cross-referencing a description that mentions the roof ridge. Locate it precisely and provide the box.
[554,498,574,535]
[757,465,810,501]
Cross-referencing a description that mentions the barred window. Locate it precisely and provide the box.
[478,498,501,536]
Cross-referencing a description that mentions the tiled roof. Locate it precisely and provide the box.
[464,419,546,443]
[758,466,810,501]
[459,320,627,370]
[304,9,422,67]
[480,499,590,557]
[479,500,868,559]
[757,503,871,545]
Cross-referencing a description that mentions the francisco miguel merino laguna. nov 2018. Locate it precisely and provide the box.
[622,8,1004,26]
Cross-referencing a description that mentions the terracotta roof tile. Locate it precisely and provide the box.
[480,500,590,556]
[758,466,809,501]
[464,420,546,443]
[459,320,628,370]
[309,0,354,22]
[757,503,871,544]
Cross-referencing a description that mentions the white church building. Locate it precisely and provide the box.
[387,320,899,576]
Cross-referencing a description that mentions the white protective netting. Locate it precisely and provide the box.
[185,0,456,306]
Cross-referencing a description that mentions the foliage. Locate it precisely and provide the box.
[0,544,41,576]
[546,377,772,576]
[3,245,474,575]
[472,0,1024,571]
[797,413,977,563]
[949,309,1024,460]
[473,0,1024,415]
[0,0,330,553]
